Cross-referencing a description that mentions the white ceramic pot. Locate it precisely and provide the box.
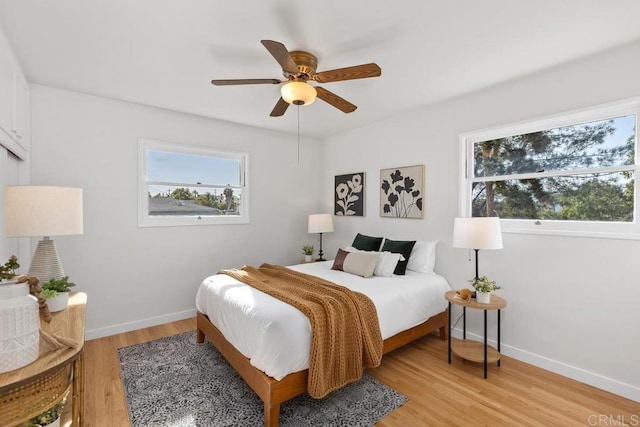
[0,281,40,373]
[304,255,313,262]
[41,417,61,427]
[476,291,491,304]
[46,292,69,312]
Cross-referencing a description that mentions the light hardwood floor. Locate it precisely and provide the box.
[78,318,639,426]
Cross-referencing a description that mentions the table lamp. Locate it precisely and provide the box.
[453,217,503,280]
[308,214,334,261]
[4,186,83,282]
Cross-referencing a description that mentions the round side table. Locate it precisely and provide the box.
[445,290,506,378]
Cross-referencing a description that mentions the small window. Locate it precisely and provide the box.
[138,139,249,227]
[459,100,639,239]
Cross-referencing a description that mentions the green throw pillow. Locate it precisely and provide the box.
[381,239,416,275]
[351,233,384,252]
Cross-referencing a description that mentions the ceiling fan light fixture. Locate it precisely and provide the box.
[281,81,317,106]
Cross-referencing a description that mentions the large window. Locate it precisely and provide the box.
[459,100,639,239]
[138,139,249,227]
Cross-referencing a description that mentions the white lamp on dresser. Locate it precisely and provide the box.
[4,186,83,282]
[0,186,83,372]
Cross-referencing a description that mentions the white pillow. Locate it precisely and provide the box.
[406,240,438,273]
[374,251,405,277]
[344,246,405,277]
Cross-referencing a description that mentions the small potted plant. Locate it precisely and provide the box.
[41,277,76,312]
[470,275,501,304]
[28,397,65,427]
[302,245,314,262]
[0,255,19,282]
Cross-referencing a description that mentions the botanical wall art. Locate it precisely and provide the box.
[335,172,365,216]
[380,165,424,219]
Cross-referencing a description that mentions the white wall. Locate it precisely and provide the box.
[29,85,322,338]
[320,40,640,402]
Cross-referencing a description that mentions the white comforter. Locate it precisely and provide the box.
[195,261,450,380]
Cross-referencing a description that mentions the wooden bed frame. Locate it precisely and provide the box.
[196,309,448,427]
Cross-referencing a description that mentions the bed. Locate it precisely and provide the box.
[195,259,450,426]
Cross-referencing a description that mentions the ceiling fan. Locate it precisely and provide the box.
[211,40,381,117]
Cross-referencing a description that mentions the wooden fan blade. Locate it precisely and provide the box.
[314,63,381,83]
[211,78,281,86]
[315,87,357,113]
[270,97,290,117]
[261,40,298,74]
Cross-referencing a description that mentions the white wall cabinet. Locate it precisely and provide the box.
[0,28,28,159]
[0,25,30,270]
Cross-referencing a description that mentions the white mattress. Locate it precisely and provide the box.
[195,261,450,380]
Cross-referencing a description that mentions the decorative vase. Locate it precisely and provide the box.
[46,292,69,312]
[304,255,313,262]
[476,290,491,304]
[0,281,40,373]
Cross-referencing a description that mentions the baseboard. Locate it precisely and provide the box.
[85,308,197,341]
[450,328,640,403]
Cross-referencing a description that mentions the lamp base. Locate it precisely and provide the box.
[317,232,326,261]
[28,237,65,283]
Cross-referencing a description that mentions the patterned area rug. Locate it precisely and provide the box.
[118,331,408,426]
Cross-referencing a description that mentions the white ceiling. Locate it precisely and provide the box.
[1,0,640,138]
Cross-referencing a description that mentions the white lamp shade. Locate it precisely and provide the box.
[453,217,503,250]
[308,214,334,234]
[281,81,317,106]
[5,186,83,237]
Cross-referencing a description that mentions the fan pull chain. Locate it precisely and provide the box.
[297,104,300,164]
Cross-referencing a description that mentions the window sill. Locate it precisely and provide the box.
[138,215,249,227]
[501,223,640,240]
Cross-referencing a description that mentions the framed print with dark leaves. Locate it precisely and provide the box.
[380,165,424,219]
[334,172,365,216]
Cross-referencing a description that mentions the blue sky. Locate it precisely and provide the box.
[147,150,242,197]
[583,114,635,165]
[147,150,241,186]
[606,114,635,149]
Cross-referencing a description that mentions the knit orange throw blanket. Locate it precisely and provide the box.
[220,263,383,398]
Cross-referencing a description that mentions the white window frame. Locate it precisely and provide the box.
[138,138,249,227]
[459,98,640,240]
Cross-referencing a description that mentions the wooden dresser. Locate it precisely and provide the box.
[0,292,87,426]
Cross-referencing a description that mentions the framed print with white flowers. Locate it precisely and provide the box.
[380,165,424,219]
[335,172,365,216]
